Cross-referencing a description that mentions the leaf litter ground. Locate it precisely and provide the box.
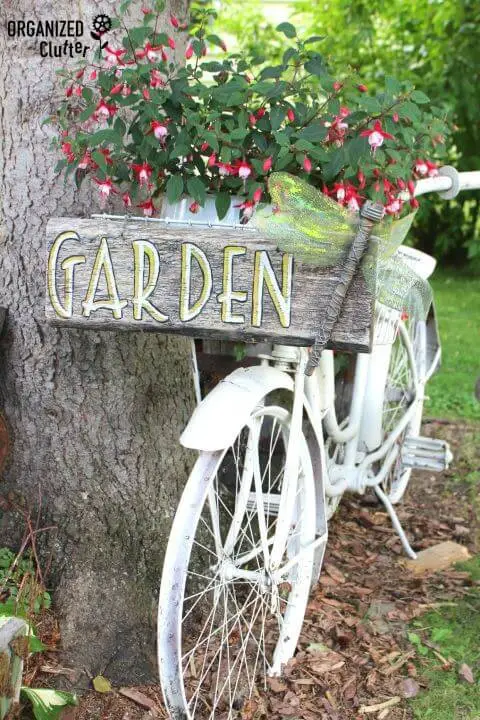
[22,420,479,720]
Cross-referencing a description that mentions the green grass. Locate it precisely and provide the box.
[409,556,480,720]
[426,272,480,421]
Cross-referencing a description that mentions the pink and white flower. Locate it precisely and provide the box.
[151,120,169,142]
[131,162,153,186]
[235,160,252,179]
[150,69,165,88]
[332,181,363,212]
[93,177,117,203]
[216,161,235,176]
[138,198,156,216]
[136,42,163,62]
[104,46,127,67]
[325,109,350,146]
[235,199,255,220]
[96,99,117,118]
[61,142,75,163]
[78,151,93,169]
[360,120,394,154]
[385,196,403,216]
[414,159,439,177]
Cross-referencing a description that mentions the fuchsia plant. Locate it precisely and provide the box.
[50,1,450,221]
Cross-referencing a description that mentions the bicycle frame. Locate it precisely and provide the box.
[270,314,427,499]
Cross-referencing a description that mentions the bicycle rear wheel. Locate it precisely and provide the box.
[158,405,316,720]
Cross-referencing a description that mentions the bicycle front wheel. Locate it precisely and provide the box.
[381,318,426,503]
[158,405,316,720]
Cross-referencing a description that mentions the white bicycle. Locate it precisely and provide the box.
[157,168,480,720]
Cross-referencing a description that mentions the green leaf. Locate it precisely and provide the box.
[89,129,123,147]
[294,139,314,152]
[304,35,325,44]
[78,104,96,123]
[215,191,231,220]
[114,117,127,137]
[345,135,369,168]
[128,26,152,48]
[187,176,207,205]
[201,61,224,73]
[260,65,284,80]
[206,34,226,49]
[91,150,108,173]
[230,128,249,141]
[270,106,285,131]
[304,55,326,77]
[29,633,46,654]
[275,152,294,170]
[201,130,219,153]
[283,47,298,65]
[359,96,382,113]
[411,90,430,104]
[397,102,421,122]
[21,688,77,720]
[323,148,345,181]
[276,22,296,38]
[297,123,328,142]
[82,87,93,103]
[385,76,401,95]
[166,175,184,204]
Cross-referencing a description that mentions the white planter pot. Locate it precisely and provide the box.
[160,194,243,226]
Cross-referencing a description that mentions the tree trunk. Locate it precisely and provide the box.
[0,0,193,685]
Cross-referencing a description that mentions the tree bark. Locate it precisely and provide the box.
[0,0,193,685]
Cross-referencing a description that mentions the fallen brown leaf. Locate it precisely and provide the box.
[119,687,156,711]
[459,663,475,684]
[402,678,420,698]
[266,677,287,693]
[325,563,346,584]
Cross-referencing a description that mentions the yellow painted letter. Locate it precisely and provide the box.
[133,241,168,322]
[252,252,293,328]
[82,237,127,319]
[179,243,212,321]
[47,230,86,318]
[217,246,247,324]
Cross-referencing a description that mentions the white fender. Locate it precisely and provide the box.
[180,365,294,451]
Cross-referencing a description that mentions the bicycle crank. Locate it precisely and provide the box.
[400,435,453,473]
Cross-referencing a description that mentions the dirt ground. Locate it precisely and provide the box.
[23,419,479,720]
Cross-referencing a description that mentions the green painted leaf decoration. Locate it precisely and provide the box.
[21,688,77,720]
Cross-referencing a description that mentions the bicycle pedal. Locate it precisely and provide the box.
[401,435,453,472]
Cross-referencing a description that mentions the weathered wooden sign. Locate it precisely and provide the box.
[45,218,374,352]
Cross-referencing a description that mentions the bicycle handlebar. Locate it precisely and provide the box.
[411,168,480,199]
